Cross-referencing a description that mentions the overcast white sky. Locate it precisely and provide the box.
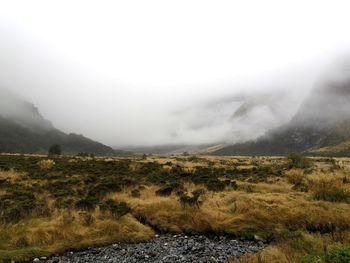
[1,0,350,146]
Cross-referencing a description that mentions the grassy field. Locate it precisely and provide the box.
[0,153,350,262]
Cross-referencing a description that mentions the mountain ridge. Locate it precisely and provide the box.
[213,78,350,156]
[0,89,126,155]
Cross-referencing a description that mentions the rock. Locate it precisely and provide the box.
[33,259,40,263]
[46,234,266,262]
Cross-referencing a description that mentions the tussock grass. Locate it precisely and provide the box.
[232,231,350,263]
[1,154,350,262]
[110,185,350,242]
[307,171,350,203]
[0,210,154,262]
[285,169,305,184]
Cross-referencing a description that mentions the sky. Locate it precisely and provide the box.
[1,0,350,147]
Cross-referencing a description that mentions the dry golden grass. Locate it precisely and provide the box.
[0,210,154,261]
[231,230,350,263]
[285,169,305,184]
[1,155,350,262]
[106,182,350,244]
[37,159,55,170]
[0,169,23,180]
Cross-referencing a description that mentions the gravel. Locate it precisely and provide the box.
[37,234,266,263]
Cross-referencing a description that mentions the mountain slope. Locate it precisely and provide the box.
[0,89,124,155]
[214,78,350,156]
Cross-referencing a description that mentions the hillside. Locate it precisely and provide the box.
[214,78,350,156]
[0,89,125,155]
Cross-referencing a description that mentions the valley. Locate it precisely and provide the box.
[0,154,350,262]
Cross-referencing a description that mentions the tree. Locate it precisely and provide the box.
[48,144,62,156]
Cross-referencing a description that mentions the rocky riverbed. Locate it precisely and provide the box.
[36,234,266,263]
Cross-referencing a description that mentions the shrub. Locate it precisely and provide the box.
[155,186,173,197]
[37,159,55,170]
[131,189,141,198]
[0,190,40,223]
[302,247,350,263]
[285,169,305,184]
[188,156,200,162]
[75,196,99,211]
[206,179,226,192]
[99,200,131,219]
[307,172,350,203]
[325,247,350,263]
[287,153,312,169]
[313,188,350,203]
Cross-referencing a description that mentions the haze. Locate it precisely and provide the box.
[1,0,350,147]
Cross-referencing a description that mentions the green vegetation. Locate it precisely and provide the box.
[48,144,61,156]
[1,154,350,263]
[287,152,313,169]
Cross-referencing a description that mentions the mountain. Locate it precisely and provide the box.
[213,77,350,156]
[0,89,126,155]
[119,143,221,155]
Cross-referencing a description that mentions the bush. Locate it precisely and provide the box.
[302,247,350,263]
[75,196,99,211]
[325,247,350,263]
[37,159,55,170]
[313,188,350,203]
[287,153,312,169]
[285,169,305,184]
[155,186,173,197]
[131,189,141,198]
[206,179,226,192]
[99,200,131,219]
[307,172,350,203]
[188,156,200,162]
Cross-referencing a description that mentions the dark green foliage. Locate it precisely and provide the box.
[302,247,350,263]
[188,156,200,162]
[155,186,174,196]
[99,200,131,219]
[48,144,62,156]
[0,154,281,223]
[0,115,120,156]
[0,190,49,223]
[313,188,350,203]
[75,196,99,211]
[131,189,141,198]
[325,247,350,263]
[206,179,226,192]
[46,181,75,198]
[287,153,313,169]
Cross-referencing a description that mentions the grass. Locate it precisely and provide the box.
[1,154,350,262]
[0,212,154,262]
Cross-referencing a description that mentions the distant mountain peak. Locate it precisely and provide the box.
[214,77,350,156]
[0,88,54,132]
[0,89,126,155]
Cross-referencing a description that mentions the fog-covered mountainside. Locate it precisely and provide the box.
[0,89,125,155]
[119,143,221,155]
[214,77,350,156]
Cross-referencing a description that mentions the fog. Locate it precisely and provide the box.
[1,1,350,147]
